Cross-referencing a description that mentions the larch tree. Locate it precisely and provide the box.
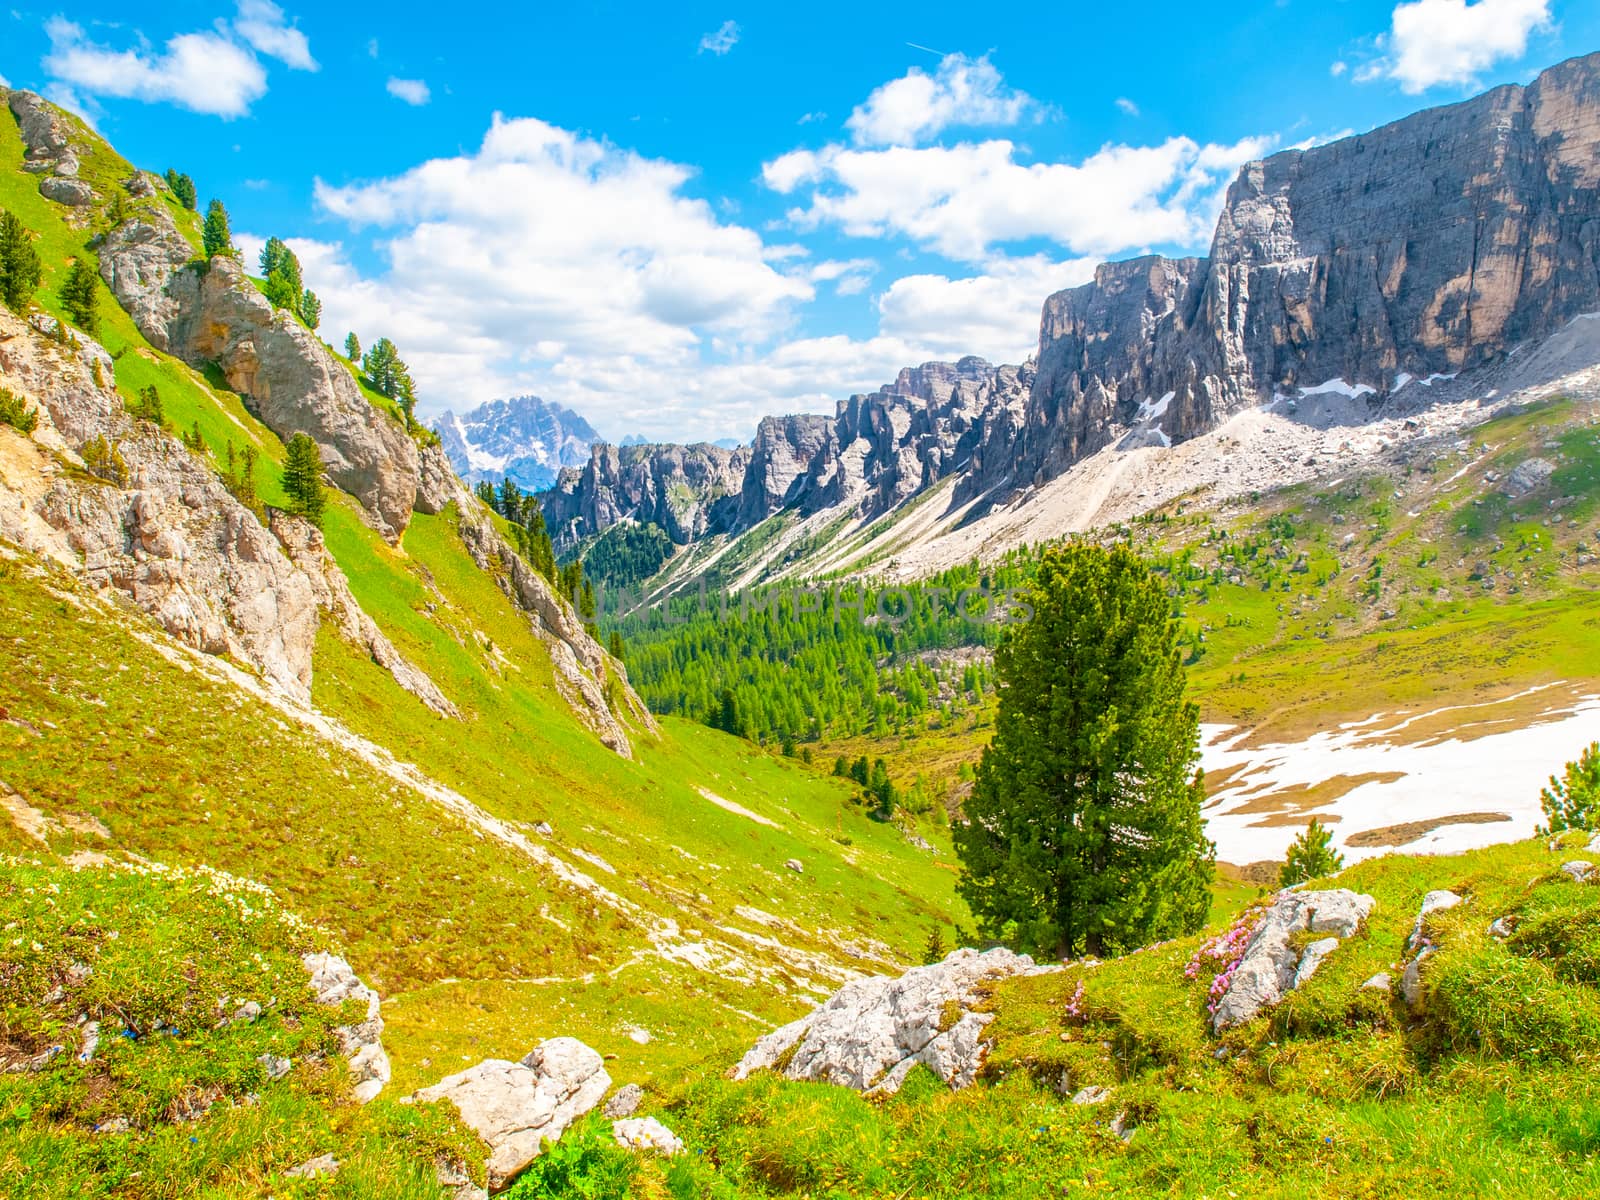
[281,433,326,528]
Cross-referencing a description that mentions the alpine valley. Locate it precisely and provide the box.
[2,28,1600,1200]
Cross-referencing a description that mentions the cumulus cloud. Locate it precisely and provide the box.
[1330,60,1349,77]
[1115,97,1139,116]
[43,17,267,117]
[1364,0,1552,93]
[876,254,1097,362]
[233,0,317,71]
[699,20,740,56]
[307,115,823,437]
[846,52,1039,147]
[386,77,430,105]
[763,133,1275,262]
[40,4,316,117]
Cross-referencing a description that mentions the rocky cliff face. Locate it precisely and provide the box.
[544,358,1030,549]
[1004,51,1600,490]
[543,441,751,549]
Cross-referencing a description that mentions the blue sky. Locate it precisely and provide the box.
[3,1,1595,441]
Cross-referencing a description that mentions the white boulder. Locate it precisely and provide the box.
[413,1038,611,1191]
[613,1117,684,1156]
[731,947,1038,1094]
[1407,890,1463,953]
[1210,889,1376,1031]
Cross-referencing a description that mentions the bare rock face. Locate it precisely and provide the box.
[544,440,750,549]
[415,440,477,516]
[738,413,835,526]
[163,257,420,539]
[7,90,79,176]
[303,952,391,1104]
[1009,51,1600,492]
[731,946,1039,1095]
[413,1038,611,1190]
[96,212,193,349]
[1210,889,1377,1031]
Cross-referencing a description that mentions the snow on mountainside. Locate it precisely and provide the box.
[438,395,600,491]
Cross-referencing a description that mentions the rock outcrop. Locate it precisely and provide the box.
[7,89,81,178]
[731,946,1041,1095]
[543,441,750,549]
[413,1038,611,1190]
[612,1117,684,1156]
[0,310,447,711]
[163,256,421,539]
[303,952,391,1104]
[1210,889,1376,1030]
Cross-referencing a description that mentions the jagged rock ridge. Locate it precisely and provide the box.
[543,52,1600,559]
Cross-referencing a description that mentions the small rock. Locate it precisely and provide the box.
[1070,1085,1111,1106]
[435,1158,487,1200]
[94,1116,132,1134]
[626,1027,651,1045]
[1359,972,1392,993]
[1487,917,1517,939]
[258,1054,292,1082]
[604,1083,644,1119]
[1400,949,1432,1010]
[1110,1111,1135,1143]
[533,821,553,837]
[1587,833,1600,855]
[1501,458,1555,498]
[784,858,804,873]
[612,1116,684,1157]
[40,176,94,207]
[1561,860,1595,883]
[77,1021,100,1064]
[227,1000,263,1026]
[1407,890,1463,953]
[284,1153,340,1179]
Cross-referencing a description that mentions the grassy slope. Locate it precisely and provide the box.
[0,99,965,1115]
[642,834,1600,1198]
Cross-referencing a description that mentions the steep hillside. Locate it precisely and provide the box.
[0,84,970,1154]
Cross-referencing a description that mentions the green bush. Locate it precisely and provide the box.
[501,1117,637,1198]
[0,385,38,434]
[1539,741,1600,833]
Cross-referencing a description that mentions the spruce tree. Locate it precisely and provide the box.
[344,332,361,362]
[1278,818,1345,887]
[164,170,197,211]
[953,543,1214,959]
[301,290,321,330]
[0,211,43,312]
[202,200,234,260]
[60,257,101,337]
[281,432,326,527]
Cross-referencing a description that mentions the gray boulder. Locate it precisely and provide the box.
[1562,860,1595,883]
[1407,890,1464,954]
[1211,889,1377,1030]
[1501,458,1556,499]
[731,946,1040,1094]
[413,1038,611,1190]
[8,91,76,173]
[96,213,193,347]
[603,1083,644,1118]
[303,952,390,1104]
[40,177,93,207]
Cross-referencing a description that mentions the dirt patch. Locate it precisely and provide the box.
[1344,811,1512,848]
[1224,772,1406,820]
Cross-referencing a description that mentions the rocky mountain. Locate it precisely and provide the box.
[437,394,600,491]
[543,51,1600,575]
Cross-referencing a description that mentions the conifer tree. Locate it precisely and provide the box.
[0,211,43,312]
[345,332,361,362]
[607,630,625,661]
[301,290,321,330]
[1278,818,1344,887]
[202,200,235,260]
[164,170,198,211]
[953,543,1214,959]
[281,433,326,527]
[60,257,101,337]
[1538,742,1600,834]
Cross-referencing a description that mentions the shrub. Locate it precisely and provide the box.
[1538,742,1600,833]
[500,1117,637,1198]
[0,385,38,435]
[81,434,127,485]
[1279,818,1345,887]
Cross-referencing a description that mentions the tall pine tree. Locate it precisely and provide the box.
[202,200,234,260]
[0,211,43,313]
[281,433,326,527]
[953,543,1214,959]
[60,257,101,337]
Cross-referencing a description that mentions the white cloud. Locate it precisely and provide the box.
[1330,60,1349,77]
[308,114,818,438]
[367,38,379,58]
[877,254,1097,362]
[698,20,740,56]
[386,77,430,105]
[797,110,826,125]
[42,17,268,117]
[1115,96,1139,116]
[0,72,9,88]
[846,52,1039,147]
[763,133,1275,263]
[234,0,317,72]
[1367,0,1552,93]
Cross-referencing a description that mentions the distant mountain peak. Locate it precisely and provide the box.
[437,395,600,491]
